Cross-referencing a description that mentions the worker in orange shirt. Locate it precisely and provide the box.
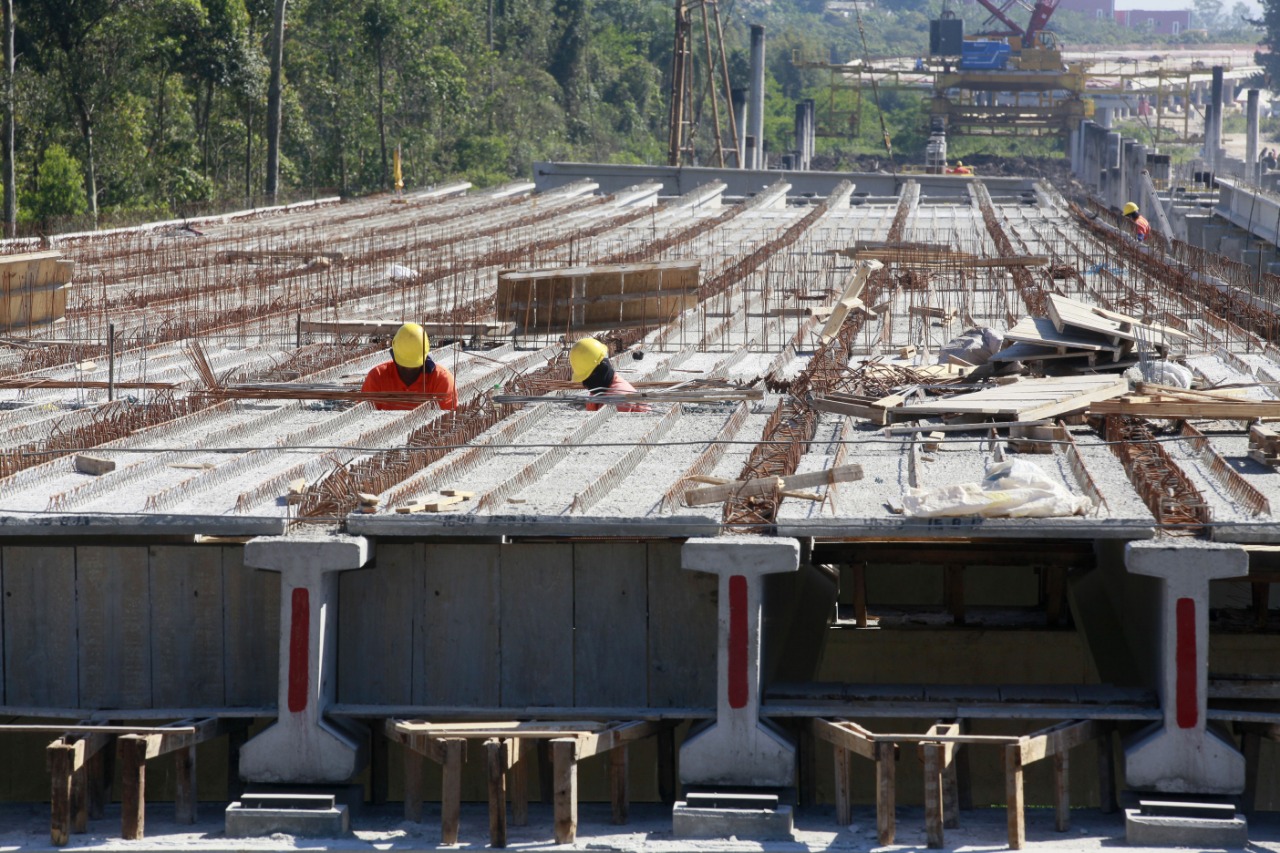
[1122,202,1150,242]
[361,322,457,411]
[946,160,973,175]
[569,338,649,412]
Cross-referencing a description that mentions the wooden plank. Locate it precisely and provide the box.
[418,544,500,705]
[1091,398,1280,419]
[1006,744,1025,850]
[174,746,197,824]
[497,261,700,332]
[49,741,75,846]
[77,547,151,709]
[899,376,1129,419]
[500,544,574,707]
[339,544,417,704]
[441,738,464,844]
[820,260,882,344]
[1053,751,1069,832]
[876,741,896,845]
[300,320,516,338]
[222,546,279,706]
[812,718,878,760]
[647,542,717,707]
[683,463,863,506]
[833,746,853,825]
[1018,719,1099,764]
[485,738,508,849]
[511,740,530,826]
[403,746,423,823]
[1047,293,1190,342]
[924,742,944,848]
[150,546,224,707]
[573,543,647,706]
[1003,316,1125,354]
[610,746,629,825]
[552,738,579,844]
[4,547,78,707]
[119,736,148,841]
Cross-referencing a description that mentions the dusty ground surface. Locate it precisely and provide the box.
[3,801,1280,852]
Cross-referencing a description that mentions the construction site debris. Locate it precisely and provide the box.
[939,328,1002,367]
[902,459,1090,519]
[74,454,116,476]
[1090,383,1280,421]
[1123,360,1193,389]
[834,242,1048,269]
[682,463,864,506]
[1251,425,1280,467]
[819,260,882,344]
[897,375,1129,421]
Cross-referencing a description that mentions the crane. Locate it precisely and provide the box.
[973,0,1060,51]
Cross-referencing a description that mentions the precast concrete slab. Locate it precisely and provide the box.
[1125,804,1247,849]
[225,794,350,838]
[672,800,795,842]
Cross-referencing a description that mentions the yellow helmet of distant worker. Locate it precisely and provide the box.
[1122,202,1139,216]
[956,160,964,166]
[391,322,429,368]
[570,338,609,383]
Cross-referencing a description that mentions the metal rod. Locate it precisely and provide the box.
[107,322,115,402]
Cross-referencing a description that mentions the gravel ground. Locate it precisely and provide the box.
[4,801,1280,852]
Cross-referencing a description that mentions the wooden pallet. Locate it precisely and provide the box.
[895,375,1129,421]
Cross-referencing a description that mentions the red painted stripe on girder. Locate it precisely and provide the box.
[728,575,749,710]
[1175,597,1197,729]
[288,588,310,713]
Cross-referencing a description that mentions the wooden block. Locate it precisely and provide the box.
[898,345,917,359]
[357,492,381,506]
[394,502,427,514]
[168,462,216,470]
[74,455,115,476]
[922,432,944,452]
[441,489,475,499]
[423,495,465,512]
[1249,449,1279,468]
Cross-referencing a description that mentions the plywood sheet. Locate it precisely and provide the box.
[573,543,647,707]
[1046,293,1189,344]
[1003,316,1124,355]
[896,375,1129,419]
[417,543,500,706]
[149,545,224,707]
[338,544,418,704]
[2,546,78,707]
[222,546,280,707]
[646,541,717,708]
[76,546,151,709]
[496,260,698,333]
[499,543,573,707]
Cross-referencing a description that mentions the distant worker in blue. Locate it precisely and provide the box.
[1122,202,1150,242]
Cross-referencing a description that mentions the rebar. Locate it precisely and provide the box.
[1104,414,1208,534]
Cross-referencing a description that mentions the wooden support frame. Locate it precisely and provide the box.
[814,717,1108,851]
[116,718,229,840]
[387,718,665,848]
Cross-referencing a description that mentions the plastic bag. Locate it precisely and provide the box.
[1123,359,1193,389]
[387,263,419,282]
[902,459,1090,519]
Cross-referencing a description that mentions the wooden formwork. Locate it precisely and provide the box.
[0,250,73,332]
[495,260,698,334]
[385,718,671,848]
[813,717,1116,850]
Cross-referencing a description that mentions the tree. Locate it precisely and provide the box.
[3,0,14,235]
[27,144,86,224]
[264,0,285,202]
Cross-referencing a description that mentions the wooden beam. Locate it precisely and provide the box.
[119,736,148,841]
[441,739,464,845]
[300,320,515,338]
[834,746,854,826]
[403,746,424,823]
[923,742,945,848]
[552,738,579,845]
[1006,744,1025,850]
[683,463,863,506]
[610,746,629,825]
[876,741,897,845]
[812,718,878,760]
[1018,720,1099,764]
[48,741,76,846]
[486,738,509,848]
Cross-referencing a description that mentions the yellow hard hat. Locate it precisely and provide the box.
[956,160,964,166]
[1123,202,1139,216]
[570,338,608,383]
[391,323,429,368]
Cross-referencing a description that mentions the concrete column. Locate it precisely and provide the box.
[239,535,373,783]
[744,137,758,174]
[748,25,766,170]
[1098,107,1114,130]
[1211,66,1225,170]
[732,88,748,169]
[1124,541,1246,794]
[679,536,799,787]
[804,100,815,168]
[1247,88,1260,184]
[793,103,806,171]
[1203,103,1215,170]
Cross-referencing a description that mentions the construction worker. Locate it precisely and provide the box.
[946,160,973,175]
[569,338,649,412]
[361,322,457,411]
[1122,202,1150,242]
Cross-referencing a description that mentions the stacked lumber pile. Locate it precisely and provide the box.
[1089,383,1278,422]
[990,294,1190,372]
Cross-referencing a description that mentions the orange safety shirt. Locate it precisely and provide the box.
[585,374,650,412]
[1132,214,1150,241]
[361,361,458,411]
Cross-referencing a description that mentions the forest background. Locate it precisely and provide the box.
[12,0,1265,233]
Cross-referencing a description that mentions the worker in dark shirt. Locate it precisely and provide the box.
[569,338,649,412]
[1122,202,1150,242]
[361,322,457,411]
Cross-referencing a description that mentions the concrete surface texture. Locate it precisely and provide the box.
[2,801,1280,851]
